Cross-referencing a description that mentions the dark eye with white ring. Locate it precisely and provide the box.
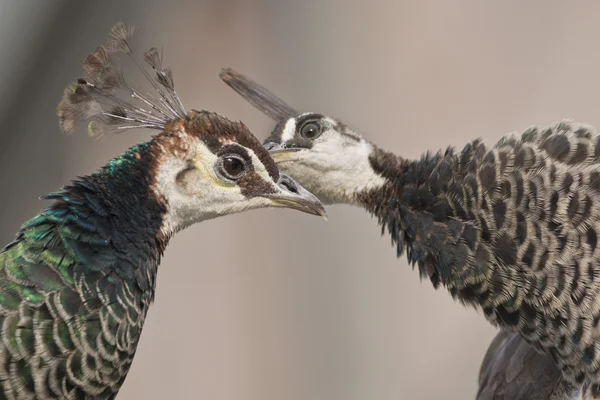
[216,154,247,181]
[299,121,322,140]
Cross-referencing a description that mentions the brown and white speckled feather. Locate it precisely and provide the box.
[358,120,600,387]
[218,68,600,396]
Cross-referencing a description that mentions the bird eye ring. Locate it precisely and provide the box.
[216,154,247,181]
[299,121,322,140]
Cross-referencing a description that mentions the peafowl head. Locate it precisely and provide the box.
[57,23,326,237]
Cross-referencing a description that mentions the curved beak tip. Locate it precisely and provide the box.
[308,205,329,220]
[270,173,327,219]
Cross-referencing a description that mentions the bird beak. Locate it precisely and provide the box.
[219,69,323,217]
[266,173,327,219]
[264,142,302,163]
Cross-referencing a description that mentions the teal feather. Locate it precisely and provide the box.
[0,143,168,399]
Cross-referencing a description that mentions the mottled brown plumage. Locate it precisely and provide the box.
[219,68,600,399]
[351,122,600,389]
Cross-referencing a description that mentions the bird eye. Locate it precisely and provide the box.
[217,154,247,180]
[299,121,322,140]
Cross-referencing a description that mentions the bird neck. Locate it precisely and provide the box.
[357,145,451,215]
[95,141,170,248]
[358,144,526,324]
[299,140,388,205]
[37,141,170,292]
[357,145,463,282]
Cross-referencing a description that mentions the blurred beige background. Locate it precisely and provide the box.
[1,1,599,399]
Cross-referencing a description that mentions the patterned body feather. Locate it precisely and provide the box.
[218,68,600,398]
[358,120,600,390]
[0,25,329,400]
[0,143,167,399]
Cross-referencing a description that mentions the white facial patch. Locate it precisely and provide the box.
[277,133,386,205]
[155,140,280,236]
[155,141,241,235]
[280,118,297,142]
[154,156,196,236]
[246,148,273,183]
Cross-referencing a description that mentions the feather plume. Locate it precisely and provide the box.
[218,68,298,121]
[106,22,136,53]
[57,22,186,137]
[143,47,162,70]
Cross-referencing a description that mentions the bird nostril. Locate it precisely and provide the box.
[264,142,277,151]
[279,177,299,194]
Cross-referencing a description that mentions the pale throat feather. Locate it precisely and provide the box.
[282,139,386,205]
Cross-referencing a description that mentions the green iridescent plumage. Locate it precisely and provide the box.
[0,143,166,399]
[1,22,327,399]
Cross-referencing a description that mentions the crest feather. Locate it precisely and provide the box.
[58,22,187,138]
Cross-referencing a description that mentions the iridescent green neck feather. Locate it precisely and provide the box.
[0,141,168,399]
